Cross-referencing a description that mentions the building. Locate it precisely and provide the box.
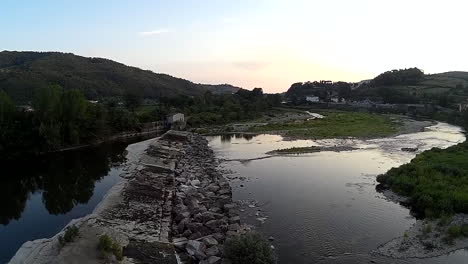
[167,113,186,130]
[306,96,320,103]
[16,105,34,112]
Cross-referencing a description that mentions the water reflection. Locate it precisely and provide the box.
[208,122,468,264]
[0,142,127,225]
[220,133,255,143]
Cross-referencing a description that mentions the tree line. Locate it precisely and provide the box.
[0,86,281,158]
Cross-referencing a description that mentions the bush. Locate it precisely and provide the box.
[224,233,276,264]
[98,234,123,261]
[376,141,468,218]
[461,224,468,237]
[58,225,79,246]
[438,215,452,227]
[422,224,432,235]
[447,225,462,238]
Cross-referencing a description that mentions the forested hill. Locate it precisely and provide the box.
[285,68,468,106]
[0,51,241,103]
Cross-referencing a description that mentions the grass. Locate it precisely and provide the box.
[268,146,321,154]
[377,142,468,218]
[58,225,79,247]
[224,232,276,264]
[248,111,398,139]
[98,234,123,261]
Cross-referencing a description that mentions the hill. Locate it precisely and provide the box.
[0,51,241,103]
[285,68,468,107]
[200,83,241,95]
[356,69,468,105]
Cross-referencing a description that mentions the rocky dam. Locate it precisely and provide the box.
[9,131,241,264]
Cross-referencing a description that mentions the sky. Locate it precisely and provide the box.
[1,0,468,93]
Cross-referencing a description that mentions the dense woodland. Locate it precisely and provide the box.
[0,51,239,103]
[0,86,280,158]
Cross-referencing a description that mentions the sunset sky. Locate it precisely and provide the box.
[2,0,468,93]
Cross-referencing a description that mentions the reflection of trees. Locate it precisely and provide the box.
[221,134,233,142]
[0,142,128,225]
[0,177,37,225]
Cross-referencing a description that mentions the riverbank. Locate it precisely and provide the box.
[374,138,468,259]
[196,109,433,141]
[9,131,242,264]
[208,121,467,263]
[374,213,468,259]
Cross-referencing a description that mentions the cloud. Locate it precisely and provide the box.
[139,29,170,36]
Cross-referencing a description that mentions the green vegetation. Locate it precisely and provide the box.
[377,142,468,218]
[0,83,281,158]
[438,215,453,226]
[0,85,141,158]
[98,234,123,261]
[422,224,432,235]
[268,146,321,154]
[443,224,468,244]
[249,111,398,139]
[0,51,239,103]
[168,88,281,127]
[58,225,79,246]
[372,68,425,87]
[224,232,276,264]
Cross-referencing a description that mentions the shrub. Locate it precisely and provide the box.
[422,224,432,235]
[447,225,462,238]
[461,224,468,237]
[98,234,123,261]
[58,225,79,246]
[438,215,452,227]
[224,232,276,264]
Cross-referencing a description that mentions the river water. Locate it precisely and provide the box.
[208,122,467,264]
[0,137,155,263]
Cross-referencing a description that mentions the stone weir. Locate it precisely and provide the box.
[10,131,240,264]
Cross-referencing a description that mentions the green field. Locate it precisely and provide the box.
[249,111,399,139]
[377,142,468,218]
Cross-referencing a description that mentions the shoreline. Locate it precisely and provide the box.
[9,131,241,264]
[201,114,434,142]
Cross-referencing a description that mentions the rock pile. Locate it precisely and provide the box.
[171,134,242,263]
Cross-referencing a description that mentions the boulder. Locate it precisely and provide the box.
[205,219,220,230]
[186,240,207,260]
[205,245,220,257]
[229,216,240,224]
[202,236,219,247]
[200,256,222,264]
[228,223,240,232]
[177,218,189,233]
[223,203,237,210]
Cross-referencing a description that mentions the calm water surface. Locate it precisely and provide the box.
[0,137,154,263]
[208,122,467,264]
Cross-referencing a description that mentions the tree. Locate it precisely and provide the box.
[124,90,142,112]
[33,85,63,149]
[0,90,15,124]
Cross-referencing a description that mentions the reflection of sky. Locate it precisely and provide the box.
[210,122,467,263]
[209,122,466,164]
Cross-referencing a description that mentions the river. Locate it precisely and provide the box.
[0,136,155,263]
[208,122,467,264]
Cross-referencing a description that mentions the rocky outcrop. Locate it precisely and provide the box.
[9,131,240,264]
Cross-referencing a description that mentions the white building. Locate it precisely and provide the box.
[167,113,185,124]
[306,96,320,103]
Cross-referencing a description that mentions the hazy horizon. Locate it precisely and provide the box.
[2,0,468,92]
